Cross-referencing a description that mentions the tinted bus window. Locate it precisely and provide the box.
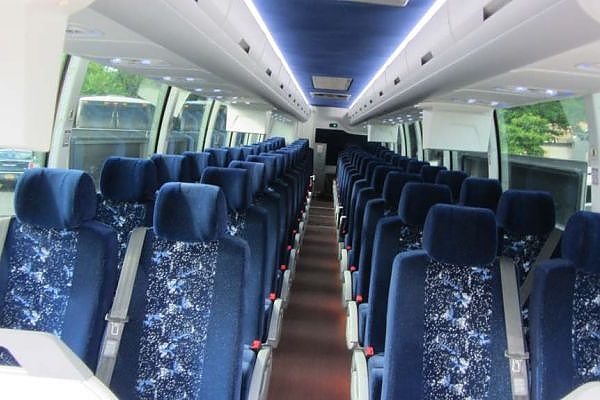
[208,105,229,148]
[166,91,211,154]
[497,97,589,225]
[0,150,46,216]
[70,62,168,185]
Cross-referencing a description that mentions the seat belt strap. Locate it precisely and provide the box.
[0,217,11,262]
[96,227,147,385]
[500,256,530,400]
[519,227,562,306]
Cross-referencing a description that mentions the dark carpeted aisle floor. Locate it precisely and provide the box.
[268,199,350,400]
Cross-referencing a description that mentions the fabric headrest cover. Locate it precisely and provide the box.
[435,170,469,202]
[100,157,157,202]
[395,156,410,170]
[421,165,447,183]
[205,148,229,167]
[184,152,212,182]
[229,161,266,196]
[398,183,452,227]
[154,183,227,242]
[382,172,423,209]
[200,167,251,213]
[561,211,600,274]
[496,189,555,236]
[247,155,276,185]
[458,177,502,212]
[261,153,285,177]
[423,204,498,266]
[407,160,430,174]
[371,166,400,194]
[240,146,255,160]
[151,154,191,184]
[273,151,291,169]
[365,162,384,183]
[15,168,97,230]
[227,147,243,163]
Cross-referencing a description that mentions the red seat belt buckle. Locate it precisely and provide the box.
[251,340,262,352]
[346,245,352,251]
[287,245,292,251]
[365,346,374,358]
[356,295,363,304]
[269,293,277,301]
[280,264,287,271]
[350,265,357,272]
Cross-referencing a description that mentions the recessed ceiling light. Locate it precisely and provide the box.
[467,98,477,104]
[216,96,223,99]
[232,101,238,104]
[514,86,528,93]
[245,101,251,105]
[140,59,152,65]
[490,101,499,107]
[545,89,558,96]
[110,57,122,64]
[186,77,195,82]
[163,76,172,81]
[213,89,222,93]
[195,88,203,92]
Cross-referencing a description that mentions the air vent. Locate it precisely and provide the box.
[266,68,272,77]
[483,0,512,20]
[310,92,352,101]
[280,84,284,89]
[421,51,433,66]
[379,91,384,97]
[312,76,353,91]
[239,39,250,54]
[394,77,401,85]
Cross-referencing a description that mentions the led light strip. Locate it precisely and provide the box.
[242,0,310,107]
[349,0,448,110]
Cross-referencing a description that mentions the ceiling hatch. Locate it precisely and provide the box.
[312,76,353,91]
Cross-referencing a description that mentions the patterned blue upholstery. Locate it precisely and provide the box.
[529,211,600,399]
[435,170,469,203]
[459,177,502,212]
[110,183,248,400]
[497,190,555,285]
[151,154,192,186]
[97,157,156,265]
[421,165,447,183]
[0,168,118,369]
[381,204,510,400]
[184,151,213,182]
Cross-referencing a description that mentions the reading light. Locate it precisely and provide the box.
[349,0,449,110]
[242,0,310,106]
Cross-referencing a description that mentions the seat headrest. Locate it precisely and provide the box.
[183,152,212,182]
[229,161,266,196]
[227,147,243,163]
[382,172,423,209]
[246,155,276,185]
[260,153,285,177]
[561,211,600,273]
[423,204,497,266]
[421,165,447,183]
[496,189,555,236]
[435,170,469,202]
[240,146,255,160]
[371,166,400,194]
[407,160,430,174]
[398,183,452,227]
[15,168,97,230]
[100,157,157,202]
[154,183,227,242]
[200,167,251,213]
[458,177,502,212]
[204,148,229,167]
[151,154,192,184]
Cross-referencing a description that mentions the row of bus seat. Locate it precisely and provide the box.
[0,136,314,400]
[334,145,600,399]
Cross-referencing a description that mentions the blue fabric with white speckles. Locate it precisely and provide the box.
[502,233,546,286]
[423,261,493,399]
[96,198,147,266]
[0,222,78,336]
[135,238,218,399]
[572,270,600,384]
[226,212,247,237]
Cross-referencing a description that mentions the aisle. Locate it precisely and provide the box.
[268,199,350,400]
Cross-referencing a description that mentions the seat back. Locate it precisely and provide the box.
[382,204,509,399]
[204,147,229,167]
[96,157,157,265]
[497,189,556,285]
[407,160,430,174]
[0,168,119,369]
[421,165,447,183]
[110,183,247,400]
[184,151,213,182]
[435,170,469,203]
[150,154,192,186]
[459,177,502,212]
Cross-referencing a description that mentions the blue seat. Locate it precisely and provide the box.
[376,204,509,399]
[109,182,249,400]
[0,168,119,369]
[359,183,452,352]
[459,177,502,212]
[150,154,192,186]
[497,189,556,286]
[204,147,229,167]
[529,210,600,400]
[184,151,213,182]
[227,147,243,163]
[436,170,469,203]
[421,165,447,183]
[96,157,157,265]
[406,160,430,174]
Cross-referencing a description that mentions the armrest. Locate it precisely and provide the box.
[266,299,284,348]
[293,232,301,251]
[247,346,273,400]
[0,329,117,399]
[562,382,600,400]
[338,215,347,231]
[280,269,292,307]
[340,248,348,281]
[351,349,369,400]
[342,270,353,308]
[346,301,359,350]
[288,249,297,280]
[338,242,344,260]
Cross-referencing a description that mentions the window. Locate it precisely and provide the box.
[424,149,444,166]
[165,91,212,154]
[406,123,419,158]
[455,151,489,178]
[0,150,46,216]
[497,97,589,225]
[208,105,229,148]
[70,61,168,185]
